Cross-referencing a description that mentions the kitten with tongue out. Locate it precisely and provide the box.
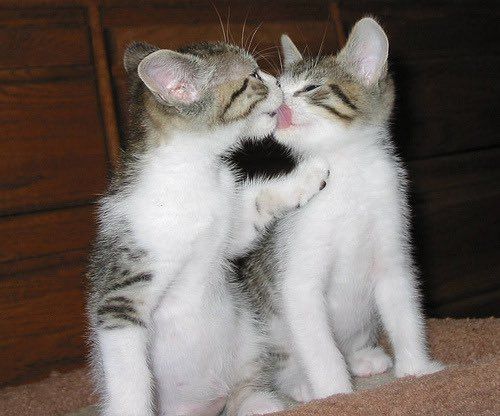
[240,17,444,405]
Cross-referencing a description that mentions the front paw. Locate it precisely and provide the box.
[255,189,287,227]
[293,157,330,207]
[395,359,445,378]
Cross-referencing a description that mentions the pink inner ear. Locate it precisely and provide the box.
[169,82,199,103]
[150,66,199,104]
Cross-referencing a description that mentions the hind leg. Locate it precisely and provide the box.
[273,354,312,403]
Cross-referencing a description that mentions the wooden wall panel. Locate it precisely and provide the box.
[0,257,89,387]
[0,7,86,27]
[409,149,500,316]
[392,56,499,159]
[0,205,96,386]
[339,1,500,160]
[0,205,96,275]
[0,4,108,386]
[0,27,91,69]
[339,1,500,60]
[0,79,108,215]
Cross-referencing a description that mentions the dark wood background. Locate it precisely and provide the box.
[0,0,498,387]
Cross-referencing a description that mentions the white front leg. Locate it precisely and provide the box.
[373,259,444,377]
[98,326,153,416]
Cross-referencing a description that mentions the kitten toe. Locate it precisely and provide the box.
[395,359,446,378]
[348,346,392,377]
[236,391,286,416]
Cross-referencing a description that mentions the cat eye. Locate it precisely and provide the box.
[303,85,320,92]
[251,70,263,81]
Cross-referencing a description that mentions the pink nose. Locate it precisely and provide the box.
[276,104,293,129]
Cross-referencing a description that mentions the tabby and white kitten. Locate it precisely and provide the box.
[87,41,329,416]
[241,18,444,402]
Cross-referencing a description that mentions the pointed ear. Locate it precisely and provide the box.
[137,50,207,105]
[337,17,388,86]
[123,41,159,74]
[280,34,303,66]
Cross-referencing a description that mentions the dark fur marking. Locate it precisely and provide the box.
[330,84,357,110]
[106,296,133,305]
[97,304,136,316]
[317,104,353,121]
[222,78,249,117]
[108,272,153,291]
[128,249,147,261]
[230,95,266,122]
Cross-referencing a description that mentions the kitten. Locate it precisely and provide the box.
[240,18,444,403]
[87,41,329,416]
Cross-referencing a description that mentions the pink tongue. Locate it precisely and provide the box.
[277,104,293,129]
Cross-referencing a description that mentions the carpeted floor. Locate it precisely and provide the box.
[1,318,498,416]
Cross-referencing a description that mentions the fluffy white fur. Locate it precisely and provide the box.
[95,67,329,416]
[271,18,444,401]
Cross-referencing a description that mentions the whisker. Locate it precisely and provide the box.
[254,45,279,55]
[241,8,250,49]
[247,22,263,52]
[315,20,329,66]
[277,47,283,72]
[257,55,279,74]
[210,1,226,42]
[251,39,263,56]
[296,24,311,57]
[226,4,235,45]
[254,52,277,61]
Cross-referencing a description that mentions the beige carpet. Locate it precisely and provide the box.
[1,318,498,416]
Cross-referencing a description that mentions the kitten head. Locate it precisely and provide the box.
[124,41,282,150]
[274,17,395,155]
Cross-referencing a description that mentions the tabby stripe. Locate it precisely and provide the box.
[106,296,132,305]
[97,304,136,316]
[108,272,153,291]
[317,103,353,121]
[222,78,249,116]
[330,84,357,110]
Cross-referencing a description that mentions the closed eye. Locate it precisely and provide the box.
[303,85,320,92]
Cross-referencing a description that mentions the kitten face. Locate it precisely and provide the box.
[124,41,282,146]
[274,18,394,155]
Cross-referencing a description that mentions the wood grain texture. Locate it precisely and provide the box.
[0,205,96,386]
[409,148,500,316]
[339,1,500,59]
[0,27,91,69]
[0,79,108,215]
[0,205,96,275]
[0,254,89,387]
[88,4,121,171]
[0,7,86,27]
[339,1,500,159]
